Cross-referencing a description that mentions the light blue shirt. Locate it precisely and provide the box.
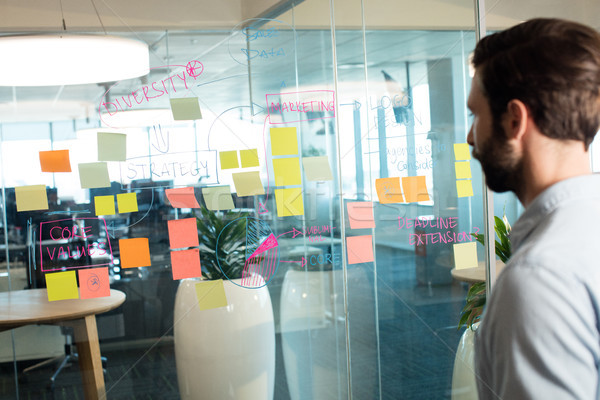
[475,174,600,399]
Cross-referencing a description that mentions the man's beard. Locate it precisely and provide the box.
[472,123,523,194]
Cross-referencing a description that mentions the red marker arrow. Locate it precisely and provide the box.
[258,202,269,214]
[300,257,306,268]
[292,228,304,238]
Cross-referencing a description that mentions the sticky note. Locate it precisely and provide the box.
[402,176,430,203]
[117,192,138,213]
[219,151,239,170]
[232,171,265,196]
[274,187,304,217]
[15,185,49,212]
[171,248,203,280]
[78,267,111,299]
[119,238,151,268]
[240,149,260,168]
[273,157,302,186]
[454,143,471,160]
[455,161,472,179]
[39,150,71,172]
[78,162,110,189]
[346,235,374,264]
[98,132,127,162]
[347,202,375,229]
[302,156,333,181]
[453,242,478,270]
[46,271,79,301]
[202,186,235,211]
[375,177,404,204]
[195,279,228,310]
[270,127,298,156]
[94,195,116,216]
[170,97,202,120]
[165,187,200,208]
[168,218,199,249]
[457,180,474,198]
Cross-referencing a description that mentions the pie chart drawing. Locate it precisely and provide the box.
[216,217,279,288]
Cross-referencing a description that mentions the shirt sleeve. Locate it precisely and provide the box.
[474,263,600,400]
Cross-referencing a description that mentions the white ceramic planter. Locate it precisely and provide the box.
[451,322,480,400]
[174,277,275,400]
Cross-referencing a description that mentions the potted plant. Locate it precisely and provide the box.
[173,206,275,400]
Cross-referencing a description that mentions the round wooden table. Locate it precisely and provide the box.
[0,289,125,400]
[451,261,505,284]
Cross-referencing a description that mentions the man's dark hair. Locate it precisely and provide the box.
[473,18,600,149]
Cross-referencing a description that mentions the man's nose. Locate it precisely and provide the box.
[466,126,474,146]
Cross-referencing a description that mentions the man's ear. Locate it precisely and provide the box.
[503,99,529,140]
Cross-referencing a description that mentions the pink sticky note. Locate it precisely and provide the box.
[165,187,200,208]
[167,218,199,249]
[347,201,375,229]
[171,248,203,280]
[346,235,374,264]
[78,267,111,299]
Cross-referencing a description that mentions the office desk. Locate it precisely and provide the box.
[0,289,126,400]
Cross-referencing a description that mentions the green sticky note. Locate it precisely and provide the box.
[273,157,302,186]
[202,186,235,211]
[274,187,304,217]
[94,195,116,216]
[302,156,333,181]
[455,161,472,179]
[232,171,265,196]
[78,162,110,189]
[270,127,298,156]
[117,192,138,213]
[454,143,471,160]
[456,179,474,198]
[453,242,478,270]
[195,280,228,310]
[46,271,79,301]
[240,149,260,168]
[98,132,126,161]
[15,185,49,212]
[219,151,239,170]
[170,97,202,120]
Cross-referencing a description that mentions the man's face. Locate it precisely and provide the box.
[466,71,522,193]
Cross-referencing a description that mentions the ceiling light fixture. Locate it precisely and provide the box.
[0,34,149,86]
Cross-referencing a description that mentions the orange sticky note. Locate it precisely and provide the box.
[165,187,200,208]
[168,218,199,249]
[402,176,430,203]
[78,267,111,299]
[39,150,71,172]
[346,235,374,264]
[171,248,203,280]
[119,238,151,268]
[347,202,375,229]
[375,177,404,204]
[45,271,79,301]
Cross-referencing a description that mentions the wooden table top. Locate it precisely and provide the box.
[0,288,125,330]
[451,261,506,284]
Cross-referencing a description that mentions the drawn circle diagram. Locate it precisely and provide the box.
[87,273,101,292]
[216,217,279,289]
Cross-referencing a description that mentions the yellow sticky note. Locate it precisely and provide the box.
[455,161,472,179]
[195,280,228,311]
[453,242,478,270]
[402,176,430,203]
[46,271,79,301]
[274,187,304,217]
[202,186,235,211]
[270,127,298,156]
[94,195,116,216]
[302,156,333,181]
[78,162,110,189]
[240,149,260,168]
[457,180,474,198]
[232,171,265,196]
[15,185,49,212]
[273,157,302,186]
[170,97,202,120]
[117,193,138,213]
[454,143,471,160]
[98,132,127,162]
[219,151,239,170]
